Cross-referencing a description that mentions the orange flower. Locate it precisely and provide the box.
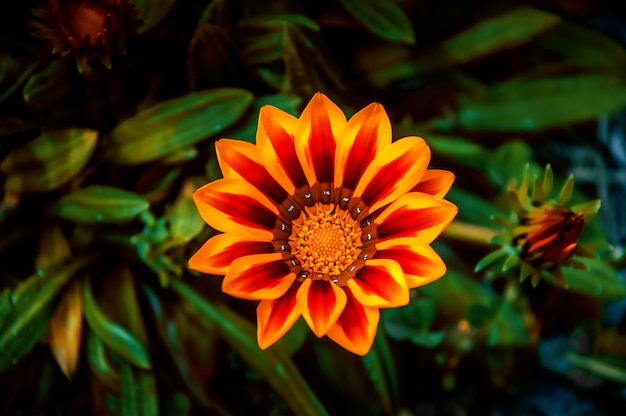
[189,93,457,355]
[32,0,140,72]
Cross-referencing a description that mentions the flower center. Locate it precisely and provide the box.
[62,1,109,44]
[290,203,362,277]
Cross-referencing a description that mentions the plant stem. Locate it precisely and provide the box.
[442,220,499,245]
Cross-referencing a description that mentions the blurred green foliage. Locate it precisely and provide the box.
[1,0,626,415]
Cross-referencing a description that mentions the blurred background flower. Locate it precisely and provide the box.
[31,0,141,72]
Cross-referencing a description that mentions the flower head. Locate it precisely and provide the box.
[189,93,457,355]
[476,165,600,287]
[31,0,140,72]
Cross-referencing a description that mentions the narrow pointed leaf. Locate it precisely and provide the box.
[50,185,150,224]
[369,6,559,85]
[338,0,415,44]
[1,128,98,193]
[103,88,253,165]
[170,279,328,416]
[86,331,121,391]
[457,73,626,132]
[82,276,151,370]
[0,254,98,371]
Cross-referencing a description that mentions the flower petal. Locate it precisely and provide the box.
[256,105,308,194]
[257,282,302,349]
[326,288,380,356]
[295,93,347,186]
[347,259,409,307]
[375,192,458,244]
[297,278,347,337]
[410,169,455,198]
[193,178,278,240]
[188,234,275,275]
[353,137,430,213]
[216,139,289,205]
[222,253,296,300]
[335,103,390,191]
[374,238,446,288]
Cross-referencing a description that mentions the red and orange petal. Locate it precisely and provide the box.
[347,259,409,308]
[353,137,430,213]
[334,102,391,191]
[297,279,347,338]
[188,234,274,275]
[222,253,295,300]
[375,192,458,244]
[326,288,380,356]
[295,93,347,187]
[411,170,455,198]
[193,179,278,240]
[257,282,302,349]
[256,106,306,194]
[374,238,447,288]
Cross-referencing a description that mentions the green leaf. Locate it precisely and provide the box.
[457,73,626,131]
[170,279,328,416]
[559,258,626,299]
[338,0,415,44]
[382,299,444,348]
[86,331,121,392]
[241,14,320,31]
[50,185,150,224]
[361,332,398,414]
[539,21,626,69]
[368,6,559,86]
[446,187,502,226]
[102,88,253,165]
[426,135,488,169]
[485,141,533,187]
[167,178,204,245]
[22,59,74,111]
[120,361,139,416]
[119,361,158,416]
[1,128,98,193]
[133,0,176,34]
[0,255,97,371]
[485,300,532,347]
[82,275,151,370]
[0,52,38,104]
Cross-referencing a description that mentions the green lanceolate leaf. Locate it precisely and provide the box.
[0,254,98,371]
[50,185,150,224]
[86,330,121,392]
[361,332,397,414]
[560,258,626,300]
[368,6,559,86]
[457,73,626,131]
[0,52,38,105]
[102,88,253,165]
[1,128,98,193]
[82,276,151,370]
[170,279,328,416]
[338,0,415,44]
